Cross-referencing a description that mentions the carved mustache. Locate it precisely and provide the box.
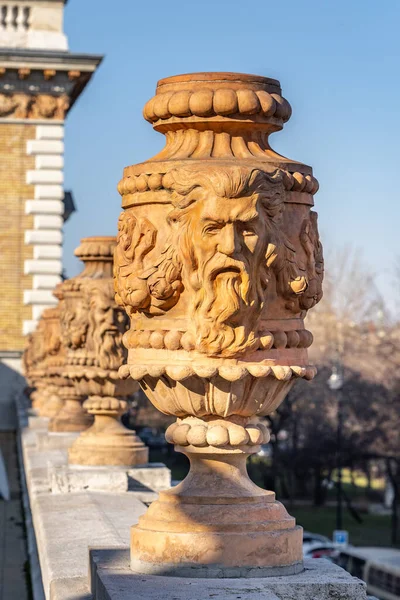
[94,322,122,338]
[204,255,248,279]
[101,325,119,333]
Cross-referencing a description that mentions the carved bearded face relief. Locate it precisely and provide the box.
[166,168,285,356]
[88,283,128,370]
[115,166,289,357]
[61,296,88,350]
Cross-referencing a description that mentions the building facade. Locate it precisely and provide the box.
[0,0,102,425]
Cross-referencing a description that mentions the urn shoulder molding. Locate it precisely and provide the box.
[118,168,319,205]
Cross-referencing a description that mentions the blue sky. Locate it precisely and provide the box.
[63,0,400,314]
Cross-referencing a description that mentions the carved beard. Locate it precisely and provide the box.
[192,253,265,357]
[93,324,126,371]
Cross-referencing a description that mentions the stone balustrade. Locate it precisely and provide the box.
[0,3,30,32]
[0,0,67,50]
[14,71,373,600]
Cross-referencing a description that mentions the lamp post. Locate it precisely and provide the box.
[328,365,344,531]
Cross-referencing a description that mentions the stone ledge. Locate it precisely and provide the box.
[16,421,46,600]
[16,396,170,599]
[28,415,50,430]
[90,549,368,600]
[50,462,171,495]
[19,418,148,599]
[36,431,79,451]
[50,577,91,600]
[32,492,146,599]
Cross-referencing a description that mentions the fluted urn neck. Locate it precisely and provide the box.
[74,236,116,279]
[120,72,318,205]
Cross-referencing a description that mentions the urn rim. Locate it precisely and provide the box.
[157,72,281,93]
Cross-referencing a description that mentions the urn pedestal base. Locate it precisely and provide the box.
[49,395,93,433]
[68,397,149,467]
[39,393,64,418]
[131,438,303,577]
[31,389,50,414]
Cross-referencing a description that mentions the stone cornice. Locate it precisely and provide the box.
[0,49,103,119]
[0,49,103,70]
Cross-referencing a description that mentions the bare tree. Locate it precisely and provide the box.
[267,247,400,521]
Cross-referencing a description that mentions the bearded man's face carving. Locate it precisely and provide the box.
[167,167,285,357]
[89,284,128,370]
[61,297,88,350]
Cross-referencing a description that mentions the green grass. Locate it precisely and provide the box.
[289,506,397,548]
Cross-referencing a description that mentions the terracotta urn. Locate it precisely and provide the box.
[23,313,62,416]
[23,322,48,413]
[36,307,67,418]
[114,72,324,576]
[50,236,147,464]
[22,332,35,402]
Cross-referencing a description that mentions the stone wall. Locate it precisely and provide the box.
[0,122,35,350]
[0,120,64,351]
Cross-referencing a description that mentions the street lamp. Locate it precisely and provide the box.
[328,365,344,531]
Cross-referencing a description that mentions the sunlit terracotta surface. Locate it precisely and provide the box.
[114,72,323,575]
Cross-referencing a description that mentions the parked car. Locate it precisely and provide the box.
[303,531,338,560]
[336,547,400,600]
[304,541,339,560]
[303,531,330,551]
